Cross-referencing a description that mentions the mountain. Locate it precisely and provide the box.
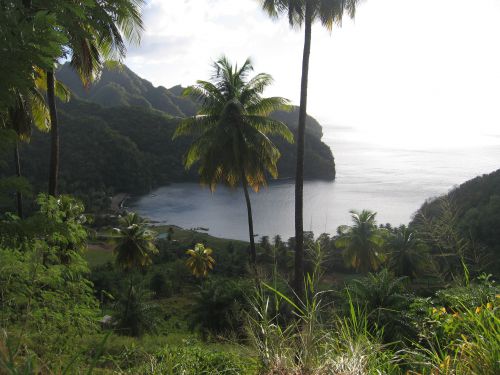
[57,63,325,139]
[412,168,500,275]
[58,64,197,117]
[17,64,336,211]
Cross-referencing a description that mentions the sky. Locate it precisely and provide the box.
[126,0,500,149]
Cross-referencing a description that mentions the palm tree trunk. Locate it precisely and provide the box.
[47,69,59,196]
[125,274,133,322]
[241,169,257,265]
[294,3,312,299]
[14,141,23,219]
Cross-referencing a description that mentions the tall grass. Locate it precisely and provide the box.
[406,300,500,374]
[247,243,398,374]
[246,243,499,375]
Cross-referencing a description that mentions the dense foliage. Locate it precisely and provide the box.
[413,168,500,277]
[1,185,499,373]
[2,60,335,212]
[0,194,99,367]
[12,98,335,212]
[0,0,65,114]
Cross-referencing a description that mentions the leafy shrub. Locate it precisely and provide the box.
[345,269,414,343]
[0,195,99,364]
[143,343,253,375]
[189,278,250,339]
[408,295,500,375]
[150,272,173,298]
[434,273,498,310]
[113,286,161,337]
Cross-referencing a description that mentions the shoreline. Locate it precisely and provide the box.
[110,193,130,212]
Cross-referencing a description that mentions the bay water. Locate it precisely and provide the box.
[131,126,500,241]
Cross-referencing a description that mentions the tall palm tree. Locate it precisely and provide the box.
[113,212,157,330]
[4,72,69,217]
[335,209,385,273]
[113,213,158,271]
[258,0,362,295]
[6,91,44,218]
[174,56,293,265]
[186,243,216,278]
[46,0,144,196]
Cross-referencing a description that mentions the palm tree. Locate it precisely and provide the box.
[46,0,144,196]
[113,212,157,333]
[186,243,216,278]
[348,268,407,309]
[5,91,45,218]
[335,209,385,273]
[174,56,293,265]
[113,285,160,337]
[387,226,431,278]
[113,213,158,271]
[258,0,362,295]
[347,268,411,341]
[4,72,69,217]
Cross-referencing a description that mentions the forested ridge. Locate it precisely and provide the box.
[413,168,500,274]
[12,64,335,210]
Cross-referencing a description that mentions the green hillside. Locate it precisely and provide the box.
[17,65,336,210]
[412,168,500,274]
[57,63,325,139]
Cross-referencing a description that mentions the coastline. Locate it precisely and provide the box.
[110,193,130,212]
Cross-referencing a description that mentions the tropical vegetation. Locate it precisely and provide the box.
[113,212,158,271]
[0,0,498,373]
[3,64,335,213]
[186,243,216,278]
[43,0,144,196]
[174,56,293,264]
[258,0,362,297]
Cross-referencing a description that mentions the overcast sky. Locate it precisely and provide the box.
[126,0,500,149]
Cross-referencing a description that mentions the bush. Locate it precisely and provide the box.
[434,273,498,310]
[189,278,250,339]
[408,295,500,374]
[344,269,414,343]
[143,343,254,374]
[0,194,100,369]
[113,286,161,337]
[150,272,173,298]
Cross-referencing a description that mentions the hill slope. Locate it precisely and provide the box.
[57,63,325,139]
[19,65,336,210]
[413,169,500,274]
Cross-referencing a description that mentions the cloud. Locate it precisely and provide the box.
[125,0,500,149]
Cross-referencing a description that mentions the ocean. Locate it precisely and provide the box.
[131,126,500,241]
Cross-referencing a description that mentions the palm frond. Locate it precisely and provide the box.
[174,56,291,192]
[28,88,50,132]
[245,116,294,143]
[245,97,291,116]
[259,0,361,30]
[183,81,226,111]
[173,115,217,139]
[115,0,144,45]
